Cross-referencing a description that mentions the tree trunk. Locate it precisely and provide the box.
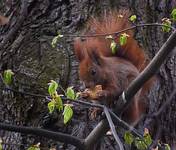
[0,0,175,149]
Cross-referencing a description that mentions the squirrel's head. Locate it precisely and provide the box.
[74,38,108,88]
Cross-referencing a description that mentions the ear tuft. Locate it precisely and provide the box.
[74,38,85,62]
[87,49,102,66]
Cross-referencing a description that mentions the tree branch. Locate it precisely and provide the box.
[116,30,176,113]
[51,23,175,37]
[103,106,124,150]
[0,123,85,149]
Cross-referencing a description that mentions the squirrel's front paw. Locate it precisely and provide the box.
[95,90,107,99]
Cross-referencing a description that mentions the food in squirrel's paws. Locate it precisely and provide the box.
[81,85,103,100]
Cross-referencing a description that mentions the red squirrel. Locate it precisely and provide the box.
[74,10,154,123]
[74,10,148,71]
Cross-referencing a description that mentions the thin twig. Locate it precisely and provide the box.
[120,30,176,111]
[108,110,142,138]
[0,86,47,98]
[0,85,143,138]
[57,23,175,38]
[103,106,124,150]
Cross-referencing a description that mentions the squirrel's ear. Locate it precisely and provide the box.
[0,15,9,25]
[74,38,86,62]
[88,49,103,66]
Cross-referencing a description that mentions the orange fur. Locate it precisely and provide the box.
[74,10,148,71]
[74,10,154,123]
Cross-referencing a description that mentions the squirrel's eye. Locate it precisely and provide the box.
[90,69,96,76]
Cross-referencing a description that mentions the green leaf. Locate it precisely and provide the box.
[110,41,117,54]
[124,131,134,145]
[119,33,129,46]
[66,87,75,100]
[171,8,176,21]
[48,100,56,113]
[3,69,14,85]
[27,147,40,150]
[51,33,63,48]
[143,133,152,146]
[134,138,147,150]
[129,15,137,23]
[63,105,73,124]
[55,95,63,111]
[75,92,80,100]
[51,36,58,48]
[27,146,40,150]
[162,18,171,32]
[165,144,171,150]
[0,138,2,150]
[48,80,58,97]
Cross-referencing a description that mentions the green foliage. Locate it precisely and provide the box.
[0,138,2,150]
[171,8,176,21]
[134,138,147,150]
[48,100,56,114]
[48,80,58,97]
[124,128,171,150]
[105,35,118,54]
[165,144,171,150]
[143,133,152,147]
[162,18,171,32]
[3,69,14,86]
[129,15,137,23]
[51,33,63,48]
[27,143,40,150]
[66,86,80,100]
[47,81,77,124]
[124,128,152,150]
[55,95,63,111]
[119,33,129,46]
[124,132,134,145]
[110,41,117,54]
[48,96,63,114]
[27,147,40,150]
[63,105,73,124]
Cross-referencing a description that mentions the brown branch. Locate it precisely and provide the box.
[0,123,85,149]
[103,106,124,150]
[53,23,175,38]
[84,119,109,149]
[83,30,176,149]
[108,110,142,138]
[0,85,142,137]
[117,30,176,112]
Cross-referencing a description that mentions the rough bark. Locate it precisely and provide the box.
[0,0,176,149]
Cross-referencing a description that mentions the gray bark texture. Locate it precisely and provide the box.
[0,0,176,149]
